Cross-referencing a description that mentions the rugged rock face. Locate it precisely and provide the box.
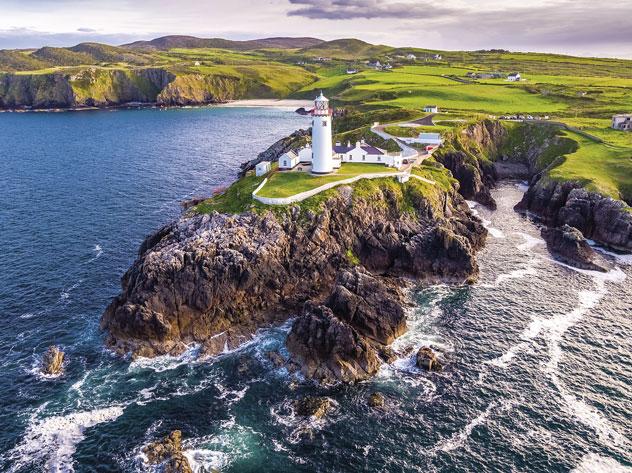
[239,129,310,176]
[517,179,632,252]
[142,430,192,473]
[101,181,486,361]
[434,120,507,209]
[368,392,385,408]
[541,225,611,272]
[41,345,65,375]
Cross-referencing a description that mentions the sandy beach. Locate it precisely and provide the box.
[220,99,312,109]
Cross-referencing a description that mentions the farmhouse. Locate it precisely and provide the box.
[433,54,442,60]
[406,53,417,60]
[424,105,439,113]
[346,68,358,74]
[612,114,632,131]
[277,93,404,174]
[507,73,521,82]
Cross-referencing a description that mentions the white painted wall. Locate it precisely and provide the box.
[312,114,334,173]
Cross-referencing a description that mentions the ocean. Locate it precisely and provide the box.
[0,107,630,472]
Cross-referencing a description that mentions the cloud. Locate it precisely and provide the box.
[0,28,149,49]
[287,0,455,20]
[77,27,97,33]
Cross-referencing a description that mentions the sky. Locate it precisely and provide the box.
[1,0,631,58]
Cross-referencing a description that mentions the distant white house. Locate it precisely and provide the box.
[383,63,393,70]
[406,53,417,60]
[401,132,442,146]
[612,114,632,131]
[424,105,439,113]
[194,61,201,66]
[507,73,521,82]
[278,150,300,170]
[433,54,442,60]
[334,140,402,167]
[255,161,271,176]
[346,68,358,74]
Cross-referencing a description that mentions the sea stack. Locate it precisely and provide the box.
[41,345,64,375]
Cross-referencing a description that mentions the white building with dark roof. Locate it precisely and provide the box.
[279,150,300,169]
[612,114,632,131]
[507,73,521,82]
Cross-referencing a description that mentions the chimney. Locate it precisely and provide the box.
[335,142,341,146]
[355,141,361,147]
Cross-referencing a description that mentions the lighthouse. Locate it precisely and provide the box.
[311,92,334,174]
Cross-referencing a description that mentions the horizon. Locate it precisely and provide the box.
[1,0,632,59]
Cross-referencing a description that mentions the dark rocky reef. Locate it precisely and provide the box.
[517,179,632,252]
[101,180,486,370]
[541,224,611,272]
[239,128,310,176]
[416,346,442,371]
[142,430,193,473]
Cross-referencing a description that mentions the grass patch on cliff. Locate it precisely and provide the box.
[194,174,266,214]
[255,163,398,198]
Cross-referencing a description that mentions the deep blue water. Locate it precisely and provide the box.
[0,107,630,473]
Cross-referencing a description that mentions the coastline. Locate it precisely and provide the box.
[0,98,311,114]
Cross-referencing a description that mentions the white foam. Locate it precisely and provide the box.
[514,232,545,251]
[494,263,538,286]
[7,406,124,472]
[572,453,632,473]
[433,400,513,453]
[128,344,201,373]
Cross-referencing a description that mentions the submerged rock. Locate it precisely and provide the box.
[266,350,285,368]
[142,430,192,473]
[41,345,64,375]
[541,225,611,272]
[293,396,332,419]
[416,347,442,371]
[368,392,385,408]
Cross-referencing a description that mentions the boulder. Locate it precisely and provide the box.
[142,430,192,473]
[41,345,64,375]
[368,392,385,408]
[416,347,442,371]
[292,396,332,419]
[541,225,611,272]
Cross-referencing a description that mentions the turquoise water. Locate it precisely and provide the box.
[0,108,630,472]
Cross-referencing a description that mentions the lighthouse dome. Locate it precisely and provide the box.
[313,91,330,115]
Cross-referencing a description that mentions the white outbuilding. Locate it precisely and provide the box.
[424,105,439,113]
[278,150,300,170]
[255,161,271,176]
[507,73,521,82]
[401,132,442,146]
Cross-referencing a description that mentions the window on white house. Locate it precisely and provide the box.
[322,122,327,127]
[377,156,381,161]
[363,155,366,161]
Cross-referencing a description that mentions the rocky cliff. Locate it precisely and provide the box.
[516,178,632,251]
[0,68,277,109]
[433,120,506,209]
[101,178,487,372]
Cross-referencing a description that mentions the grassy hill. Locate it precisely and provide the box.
[299,38,392,59]
[123,35,324,51]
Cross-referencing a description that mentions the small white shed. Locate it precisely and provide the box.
[255,161,271,176]
[278,150,299,170]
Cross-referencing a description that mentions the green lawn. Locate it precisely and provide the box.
[256,163,398,198]
[548,129,632,202]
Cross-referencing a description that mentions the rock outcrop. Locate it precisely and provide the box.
[239,129,310,176]
[292,396,332,419]
[286,267,405,383]
[101,178,486,365]
[41,345,64,375]
[368,392,385,408]
[541,225,611,272]
[516,179,632,252]
[142,430,192,473]
[416,346,442,371]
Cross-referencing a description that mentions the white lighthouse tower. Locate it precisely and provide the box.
[311,92,334,174]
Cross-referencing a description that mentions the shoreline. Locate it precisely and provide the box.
[0,98,311,114]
